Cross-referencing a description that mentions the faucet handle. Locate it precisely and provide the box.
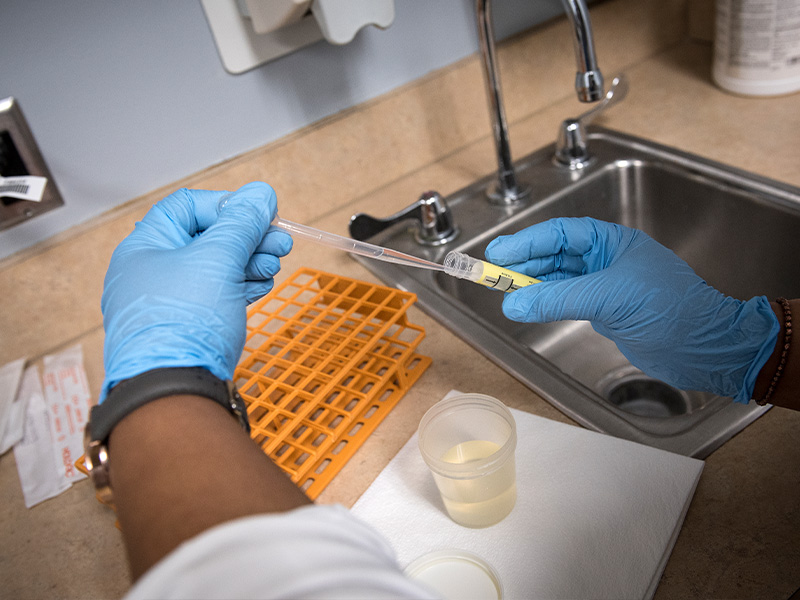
[349,191,459,246]
[554,75,628,169]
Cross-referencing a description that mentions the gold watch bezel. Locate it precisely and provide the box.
[83,424,114,504]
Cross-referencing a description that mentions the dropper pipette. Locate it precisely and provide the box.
[216,194,443,270]
[272,216,445,271]
[274,217,541,293]
[217,194,538,289]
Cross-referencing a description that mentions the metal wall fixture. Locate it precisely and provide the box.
[350,0,607,241]
[0,97,64,231]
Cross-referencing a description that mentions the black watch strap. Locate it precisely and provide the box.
[88,367,249,444]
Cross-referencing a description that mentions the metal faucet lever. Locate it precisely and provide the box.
[476,0,605,203]
[349,191,459,246]
[554,74,627,169]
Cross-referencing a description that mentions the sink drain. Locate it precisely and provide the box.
[604,377,689,418]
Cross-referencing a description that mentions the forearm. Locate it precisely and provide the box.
[752,299,799,411]
[108,395,311,580]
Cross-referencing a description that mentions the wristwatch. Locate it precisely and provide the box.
[83,367,250,503]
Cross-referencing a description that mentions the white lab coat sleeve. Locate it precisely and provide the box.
[124,503,438,600]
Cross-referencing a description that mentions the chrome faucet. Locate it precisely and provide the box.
[477,0,604,204]
[349,0,607,245]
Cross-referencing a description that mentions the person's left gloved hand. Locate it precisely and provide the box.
[100,181,292,401]
[484,217,778,404]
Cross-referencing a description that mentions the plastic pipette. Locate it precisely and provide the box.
[275,221,541,289]
[217,194,538,285]
[216,193,443,270]
[273,216,445,271]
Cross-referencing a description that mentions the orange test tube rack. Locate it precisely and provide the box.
[234,268,431,499]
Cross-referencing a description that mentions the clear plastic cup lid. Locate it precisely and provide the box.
[404,549,503,599]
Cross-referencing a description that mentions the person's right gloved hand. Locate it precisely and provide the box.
[484,217,779,404]
[100,182,292,402]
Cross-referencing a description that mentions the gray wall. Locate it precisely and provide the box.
[0,0,565,259]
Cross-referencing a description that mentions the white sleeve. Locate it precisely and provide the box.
[124,504,438,600]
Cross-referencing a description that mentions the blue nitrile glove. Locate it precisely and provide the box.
[484,217,779,403]
[100,181,292,402]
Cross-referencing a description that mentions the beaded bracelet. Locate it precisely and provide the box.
[756,297,792,406]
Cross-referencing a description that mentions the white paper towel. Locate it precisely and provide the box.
[351,394,703,600]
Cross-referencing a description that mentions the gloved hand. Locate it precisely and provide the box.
[100,181,292,401]
[484,217,779,403]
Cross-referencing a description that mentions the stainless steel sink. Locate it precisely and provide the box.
[352,128,800,457]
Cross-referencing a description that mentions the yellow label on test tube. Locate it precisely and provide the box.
[443,251,540,293]
[476,260,541,292]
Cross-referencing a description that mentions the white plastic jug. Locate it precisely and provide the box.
[713,0,800,96]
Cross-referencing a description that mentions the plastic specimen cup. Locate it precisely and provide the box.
[417,394,517,528]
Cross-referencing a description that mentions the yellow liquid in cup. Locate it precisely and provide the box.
[439,440,517,528]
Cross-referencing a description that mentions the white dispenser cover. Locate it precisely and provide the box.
[311,0,395,45]
[244,0,312,34]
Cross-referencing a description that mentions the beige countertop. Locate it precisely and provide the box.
[1,1,798,597]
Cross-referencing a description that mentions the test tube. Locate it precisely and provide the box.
[443,251,540,292]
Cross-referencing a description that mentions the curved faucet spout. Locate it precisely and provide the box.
[560,0,604,102]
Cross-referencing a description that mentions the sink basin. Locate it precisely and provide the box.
[353,128,800,457]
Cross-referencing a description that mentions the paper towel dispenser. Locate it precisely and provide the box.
[202,0,395,74]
